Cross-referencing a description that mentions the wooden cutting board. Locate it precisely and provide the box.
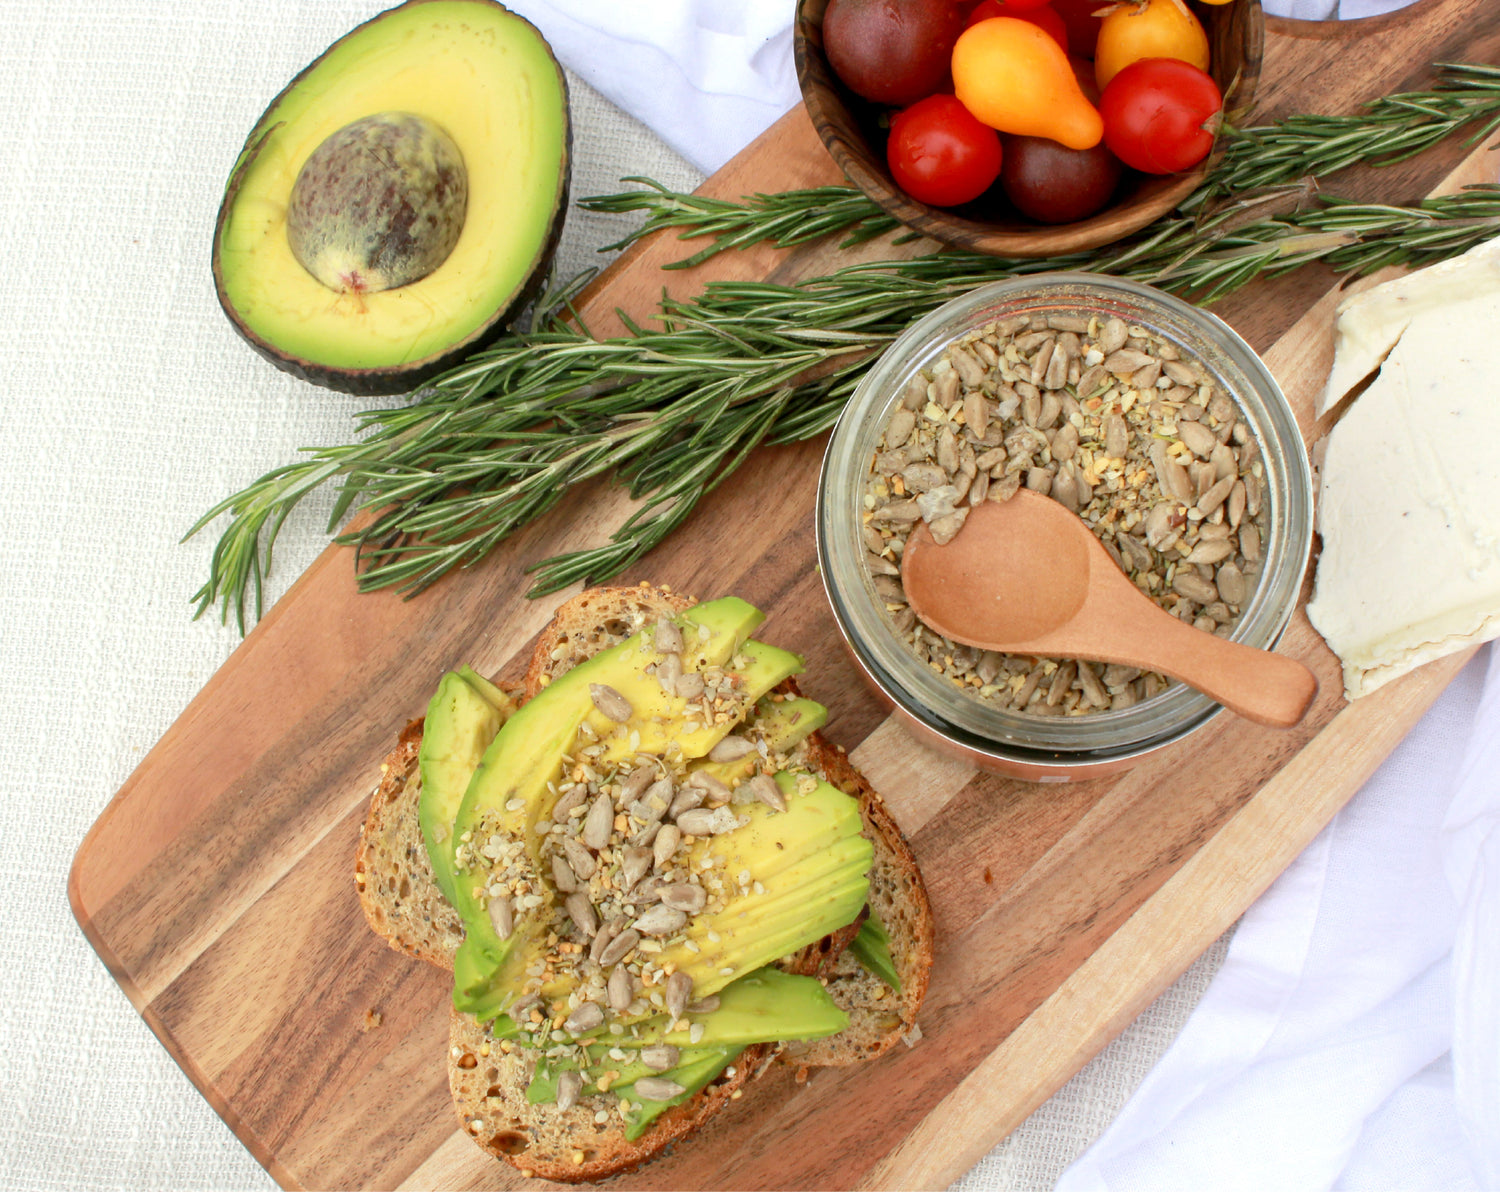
[70,2,1500,1188]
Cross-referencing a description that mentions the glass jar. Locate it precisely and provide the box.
[815,273,1313,780]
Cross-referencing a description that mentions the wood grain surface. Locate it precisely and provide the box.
[71,2,1500,1188]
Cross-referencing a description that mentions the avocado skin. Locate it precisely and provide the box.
[211,0,571,396]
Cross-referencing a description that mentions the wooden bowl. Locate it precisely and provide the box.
[794,0,1264,258]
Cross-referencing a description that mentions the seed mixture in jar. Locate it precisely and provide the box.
[860,311,1271,716]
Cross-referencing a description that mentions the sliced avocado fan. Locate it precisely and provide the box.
[419,595,875,1136]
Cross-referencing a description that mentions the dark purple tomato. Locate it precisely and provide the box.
[1000,134,1122,223]
[823,0,966,107]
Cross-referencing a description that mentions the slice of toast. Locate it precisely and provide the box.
[355,583,934,1181]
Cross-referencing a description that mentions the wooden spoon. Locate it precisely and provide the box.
[900,491,1317,729]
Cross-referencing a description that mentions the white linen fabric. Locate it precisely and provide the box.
[2,1,1488,1190]
[1051,647,1500,1192]
[502,1,800,174]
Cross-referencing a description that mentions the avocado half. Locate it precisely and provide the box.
[212,0,571,396]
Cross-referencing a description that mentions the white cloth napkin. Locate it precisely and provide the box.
[510,3,1500,1188]
[502,1,800,174]
[1055,645,1500,1191]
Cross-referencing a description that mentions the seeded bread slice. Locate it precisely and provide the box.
[355,717,467,970]
[356,583,933,1182]
[780,738,933,1067]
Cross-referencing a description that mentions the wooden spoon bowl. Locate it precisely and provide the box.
[793,0,1264,258]
[900,492,1318,729]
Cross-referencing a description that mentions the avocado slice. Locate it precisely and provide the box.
[617,1048,742,1142]
[851,911,902,992]
[448,598,776,1017]
[646,771,872,998]
[212,0,570,395]
[690,693,829,789]
[418,667,514,906]
[630,967,849,1050]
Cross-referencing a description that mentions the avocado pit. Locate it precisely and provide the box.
[286,111,467,295]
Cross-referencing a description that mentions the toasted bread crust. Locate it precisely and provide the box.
[523,583,696,697]
[450,1008,774,1183]
[355,717,463,971]
[785,735,934,1066]
[357,584,934,1180]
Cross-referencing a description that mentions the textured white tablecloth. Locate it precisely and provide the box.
[0,1,1474,1190]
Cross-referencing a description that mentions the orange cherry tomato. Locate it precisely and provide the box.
[1094,0,1210,92]
[952,17,1103,150]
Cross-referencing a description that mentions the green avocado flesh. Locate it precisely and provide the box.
[418,667,514,907]
[851,911,901,992]
[524,968,846,1140]
[420,596,874,1134]
[212,0,569,395]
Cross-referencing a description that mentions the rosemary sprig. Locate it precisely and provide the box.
[1211,62,1500,194]
[189,66,1500,632]
[583,178,903,268]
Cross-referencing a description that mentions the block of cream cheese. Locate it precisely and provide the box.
[1307,238,1500,699]
[1318,234,1500,415]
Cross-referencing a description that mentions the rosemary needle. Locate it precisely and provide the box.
[188,64,1500,633]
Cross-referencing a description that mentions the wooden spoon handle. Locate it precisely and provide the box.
[1108,610,1319,729]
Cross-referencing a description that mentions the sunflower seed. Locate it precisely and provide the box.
[565,1001,604,1035]
[556,1069,583,1112]
[589,683,633,722]
[634,905,688,937]
[687,769,732,804]
[599,927,641,968]
[655,617,684,655]
[488,896,514,941]
[1172,572,1219,603]
[708,735,756,763]
[582,792,614,851]
[551,854,579,894]
[669,786,705,819]
[620,845,653,891]
[963,390,989,439]
[639,1044,680,1073]
[658,883,708,913]
[675,671,706,699]
[656,651,683,695]
[928,509,969,545]
[1197,474,1236,517]
[1177,420,1218,459]
[885,406,916,448]
[589,917,621,963]
[566,893,598,938]
[558,837,594,881]
[652,824,681,870]
[1183,538,1235,566]
[633,1077,687,1103]
[551,785,588,821]
[676,806,741,836]
[607,964,634,1011]
[665,971,694,1021]
[744,773,786,813]
[1216,561,1247,605]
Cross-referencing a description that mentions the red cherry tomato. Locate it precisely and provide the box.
[965,0,1068,52]
[1098,57,1222,174]
[988,0,1055,9]
[886,93,1003,207]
